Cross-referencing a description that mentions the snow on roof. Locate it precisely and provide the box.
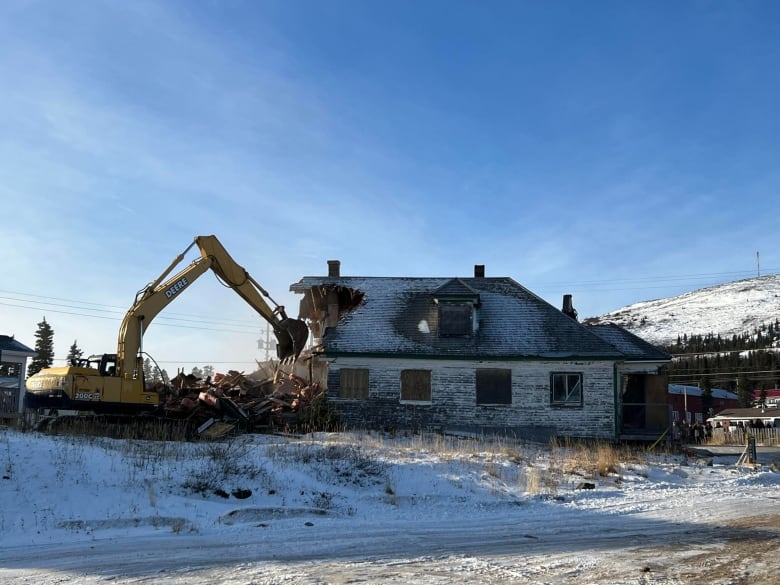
[585,323,670,361]
[432,278,480,299]
[668,384,738,400]
[710,406,780,419]
[0,334,35,355]
[291,276,664,360]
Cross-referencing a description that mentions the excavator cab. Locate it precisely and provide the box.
[96,354,118,377]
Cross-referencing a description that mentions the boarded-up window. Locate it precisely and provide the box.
[476,368,512,405]
[550,373,583,407]
[338,368,369,399]
[401,369,431,402]
[439,303,472,336]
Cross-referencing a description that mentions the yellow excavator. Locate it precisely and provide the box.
[24,235,308,415]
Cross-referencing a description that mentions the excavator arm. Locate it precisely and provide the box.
[115,235,308,379]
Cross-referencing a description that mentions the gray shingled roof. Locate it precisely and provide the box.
[0,335,35,355]
[585,324,671,361]
[432,278,480,300]
[291,276,632,360]
[711,407,779,419]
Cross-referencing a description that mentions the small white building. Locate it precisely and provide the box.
[1,335,36,416]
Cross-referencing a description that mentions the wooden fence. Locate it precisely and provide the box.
[708,427,779,446]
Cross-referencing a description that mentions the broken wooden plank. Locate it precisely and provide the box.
[198,420,237,439]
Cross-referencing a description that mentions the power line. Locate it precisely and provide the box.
[533,269,779,289]
[2,291,274,369]
[0,300,118,321]
[0,301,260,335]
[0,289,262,328]
[0,288,267,331]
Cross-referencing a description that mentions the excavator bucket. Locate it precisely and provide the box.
[275,318,309,362]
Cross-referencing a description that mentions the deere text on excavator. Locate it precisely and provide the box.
[24,235,309,416]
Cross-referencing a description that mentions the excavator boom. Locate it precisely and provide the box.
[25,235,308,415]
[118,235,308,378]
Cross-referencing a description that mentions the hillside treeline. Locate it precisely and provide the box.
[662,319,780,407]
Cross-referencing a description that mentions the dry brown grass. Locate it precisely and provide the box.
[544,438,645,482]
[596,444,619,476]
[524,466,542,495]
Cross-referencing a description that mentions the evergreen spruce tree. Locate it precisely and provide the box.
[190,366,203,379]
[736,372,754,408]
[151,365,162,384]
[143,358,153,381]
[27,317,55,378]
[66,339,84,365]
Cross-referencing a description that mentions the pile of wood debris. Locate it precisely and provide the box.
[161,360,326,439]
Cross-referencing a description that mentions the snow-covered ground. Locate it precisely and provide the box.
[1,427,779,584]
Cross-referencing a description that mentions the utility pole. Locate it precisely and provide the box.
[256,323,276,362]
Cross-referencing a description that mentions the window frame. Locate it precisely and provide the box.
[438,302,473,337]
[338,368,369,400]
[400,369,432,403]
[550,372,584,407]
[476,368,512,405]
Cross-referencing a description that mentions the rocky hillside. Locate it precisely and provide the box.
[584,274,780,347]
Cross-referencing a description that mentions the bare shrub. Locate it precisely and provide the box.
[268,438,388,487]
[182,438,268,495]
[297,392,343,433]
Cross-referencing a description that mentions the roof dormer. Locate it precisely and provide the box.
[433,278,480,337]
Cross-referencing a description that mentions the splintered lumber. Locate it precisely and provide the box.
[162,358,326,436]
[198,392,220,409]
[197,418,237,439]
[218,397,249,422]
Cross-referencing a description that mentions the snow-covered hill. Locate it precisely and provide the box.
[585,274,780,347]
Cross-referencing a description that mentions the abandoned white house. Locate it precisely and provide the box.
[291,262,671,441]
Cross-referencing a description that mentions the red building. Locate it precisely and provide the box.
[752,388,780,409]
[668,384,739,424]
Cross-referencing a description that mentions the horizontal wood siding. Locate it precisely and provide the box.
[324,357,616,440]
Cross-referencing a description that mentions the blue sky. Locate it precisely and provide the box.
[2,1,779,372]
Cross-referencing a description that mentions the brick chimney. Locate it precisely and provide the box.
[327,260,341,278]
[562,294,578,321]
[474,264,485,278]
